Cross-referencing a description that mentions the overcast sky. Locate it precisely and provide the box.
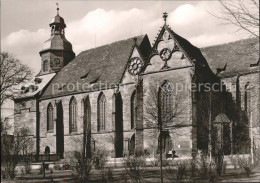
[1,0,250,74]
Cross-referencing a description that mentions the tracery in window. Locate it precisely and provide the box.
[47,103,54,131]
[158,81,173,125]
[97,92,106,131]
[244,82,250,116]
[69,97,77,133]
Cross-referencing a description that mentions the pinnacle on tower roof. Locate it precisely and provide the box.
[56,2,59,15]
[49,3,66,28]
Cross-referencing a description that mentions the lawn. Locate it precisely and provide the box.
[2,165,260,183]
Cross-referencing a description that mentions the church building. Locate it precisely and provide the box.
[14,9,259,160]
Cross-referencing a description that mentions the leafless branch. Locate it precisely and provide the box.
[211,0,259,38]
[0,52,33,107]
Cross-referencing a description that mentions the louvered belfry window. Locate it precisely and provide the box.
[159,81,173,125]
[43,60,48,72]
[98,93,106,131]
[69,97,77,133]
[47,103,54,131]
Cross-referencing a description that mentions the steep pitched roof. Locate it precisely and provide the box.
[201,38,259,78]
[14,73,56,100]
[166,26,209,68]
[41,35,151,99]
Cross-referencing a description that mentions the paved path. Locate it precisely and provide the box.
[220,172,260,182]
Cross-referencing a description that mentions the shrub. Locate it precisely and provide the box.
[252,148,260,167]
[1,169,16,180]
[67,150,95,182]
[39,165,43,175]
[151,154,160,167]
[106,166,114,182]
[214,150,224,176]
[189,155,198,178]
[237,156,254,177]
[167,160,189,182]
[53,163,62,170]
[21,157,32,174]
[229,155,238,169]
[20,167,25,177]
[62,163,71,170]
[1,127,34,179]
[222,161,227,174]
[49,167,54,174]
[94,149,109,181]
[123,155,146,183]
[197,152,208,178]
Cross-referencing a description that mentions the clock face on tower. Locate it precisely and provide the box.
[54,58,60,66]
[128,57,143,75]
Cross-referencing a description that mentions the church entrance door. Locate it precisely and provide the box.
[115,93,123,158]
[56,101,64,159]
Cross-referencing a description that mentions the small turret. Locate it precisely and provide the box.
[38,4,75,75]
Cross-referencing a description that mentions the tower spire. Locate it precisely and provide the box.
[56,2,59,15]
[163,12,168,24]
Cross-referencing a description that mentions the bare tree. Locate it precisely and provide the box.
[1,116,11,137]
[67,109,110,182]
[0,52,32,106]
[214,0,259,38]
[144,84,188,183]
[0,52,32,130]
[1,127,34,179]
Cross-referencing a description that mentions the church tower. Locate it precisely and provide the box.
[39,5,75,76]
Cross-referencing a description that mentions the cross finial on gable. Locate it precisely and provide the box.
[163,12,168,23]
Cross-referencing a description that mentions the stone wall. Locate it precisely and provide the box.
[14,99,37,137]
[38,83,139,156]
[36,64,200,158]
[141,66,194,157]
[14,98,37,153]
[222,72,260,150]
[15,62,259,159]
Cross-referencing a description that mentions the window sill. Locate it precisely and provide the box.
[46,130,54,133]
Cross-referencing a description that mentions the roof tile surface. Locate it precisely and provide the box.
[41,35,151,99]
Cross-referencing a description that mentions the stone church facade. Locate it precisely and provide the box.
[14,11,259,159]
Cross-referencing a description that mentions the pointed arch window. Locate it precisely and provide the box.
[131,90,137,129]
[98,92,106,131]
[47,103,54,131]
[69,97,77,133]
[43,60,48,72]
[158,81,173,125]
[244,83,250,116]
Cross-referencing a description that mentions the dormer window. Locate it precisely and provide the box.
[43,60,48,72]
